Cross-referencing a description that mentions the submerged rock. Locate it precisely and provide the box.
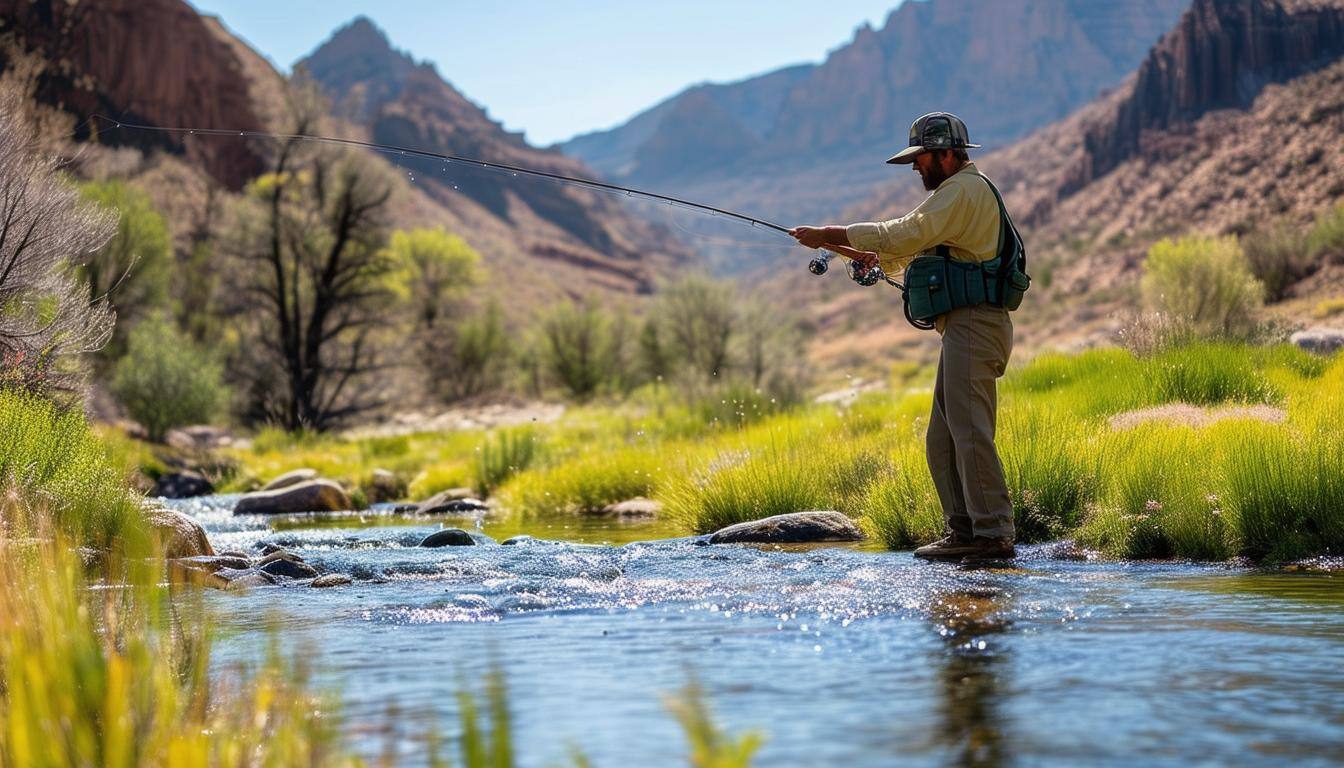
[174,555,252,574]
[415,489,488,515]
[502,535,537,546]
[262,468,319,491]
[707,511,865,545]
[598,497,661,518]
[310,573,353,588]
[144,504,214,558]
[420,528,477,547]
[234,479,351,515]
[217,568,278,590]
[152,470,214,499]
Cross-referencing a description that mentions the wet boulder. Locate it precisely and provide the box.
[259,557,319,579]
[707,511,865,545]
[234,479,351,515]
[144,504,214,558]
[1291,327,1344,355]
[217,568,278,590]
[597,497,661,518]
[419,528,477,547]
[262,468,319,491]
[152,470,214,499]
[414,490,489,515]
[310,573,353,588]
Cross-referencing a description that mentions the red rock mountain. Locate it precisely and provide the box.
[812,0,1344,367]
[561,0,1191,256]
[0,4,692,303]
[0,0,267,188]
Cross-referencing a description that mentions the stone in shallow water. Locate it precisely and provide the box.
[259,558,319,579]
[707,511,865,545]
[415,490,489,515]
[216,568,277,590]
[420,528,477,547]
[234,479,351,515]
[152,470,214,499]
[143,504,214,558]
[310,573,354,588]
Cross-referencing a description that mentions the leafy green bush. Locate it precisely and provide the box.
[110,315,225,442]
[1141,235,1264,339]
[1307,202,1344,262]
[539,300,625,400]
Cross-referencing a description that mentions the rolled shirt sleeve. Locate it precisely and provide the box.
[846,183,969,271]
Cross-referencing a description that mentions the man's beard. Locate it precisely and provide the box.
[919,162,952,191]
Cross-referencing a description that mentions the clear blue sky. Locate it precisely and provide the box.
[188,1,906,146]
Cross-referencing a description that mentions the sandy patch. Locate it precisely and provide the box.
[1108,403,1286,430]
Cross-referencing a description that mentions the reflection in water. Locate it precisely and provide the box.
[929,585,1012,768]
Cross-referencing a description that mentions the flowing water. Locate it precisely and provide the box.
[169,495,1344,767]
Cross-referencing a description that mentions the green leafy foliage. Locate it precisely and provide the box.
[1141,235,1264,340]
[110,315,225,442]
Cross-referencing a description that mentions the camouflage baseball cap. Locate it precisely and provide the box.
[886,112,981,164]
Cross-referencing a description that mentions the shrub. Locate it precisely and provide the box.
[1307,202,1344,262]
[473,426,543,497]
[664,443,830,534]
[78,179,172,355]
[539,300,624,400]
[1141,235,1264,339]
[0,390,144,550]
[998,406,1104,543]
[111,315,226,442]
[859,447,943,548]
[1240,225,1311,301]
[1146,343,1277,406]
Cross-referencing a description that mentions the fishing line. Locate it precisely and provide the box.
[92,116,795,236]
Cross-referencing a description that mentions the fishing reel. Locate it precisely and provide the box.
[807,250,886,286]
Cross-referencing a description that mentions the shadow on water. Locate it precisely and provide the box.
[929,585,1012,768]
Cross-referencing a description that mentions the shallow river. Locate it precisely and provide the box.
[169,495,1344,767]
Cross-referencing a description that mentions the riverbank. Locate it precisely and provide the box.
[199,340,1344,565]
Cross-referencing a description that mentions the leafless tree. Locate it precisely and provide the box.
[0,80,114,397]
[223,84,396,431]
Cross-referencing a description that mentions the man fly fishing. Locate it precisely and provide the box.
[789,112,1029,564]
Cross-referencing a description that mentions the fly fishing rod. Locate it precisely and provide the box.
[91,116,899,288]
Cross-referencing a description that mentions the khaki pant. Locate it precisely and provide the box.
[926,304,1015,540]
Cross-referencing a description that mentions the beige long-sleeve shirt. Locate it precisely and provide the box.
[846,162,1001,277]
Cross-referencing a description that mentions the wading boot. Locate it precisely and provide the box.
[958,536,1016,564]
[913,535,976,562]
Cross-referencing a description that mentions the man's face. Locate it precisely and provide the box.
[912,151,952,191]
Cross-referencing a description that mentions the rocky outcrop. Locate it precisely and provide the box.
[1077,0,1344,189]
[0,0,266,188]
[707,511,866,545]
[144,504,214,559]
[151,471,214,499]
[234,479,352,515]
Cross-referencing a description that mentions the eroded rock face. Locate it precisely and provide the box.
[234,479,351,515]
[144,504,214,559]
[0,0,266,188]
[152,471,214,499]
[1077,0,1344,188]
[707,511,865,545]
[262,468,319,492]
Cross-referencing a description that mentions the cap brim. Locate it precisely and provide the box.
[886,143,983,164]
[885,145,925,164]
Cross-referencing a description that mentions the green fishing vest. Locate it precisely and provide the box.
[902,173,1030,328]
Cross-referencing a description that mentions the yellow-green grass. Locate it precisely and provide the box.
[0,390,146,551]
[219,342,1343,561]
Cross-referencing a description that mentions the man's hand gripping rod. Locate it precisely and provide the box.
[808,243,896,288]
